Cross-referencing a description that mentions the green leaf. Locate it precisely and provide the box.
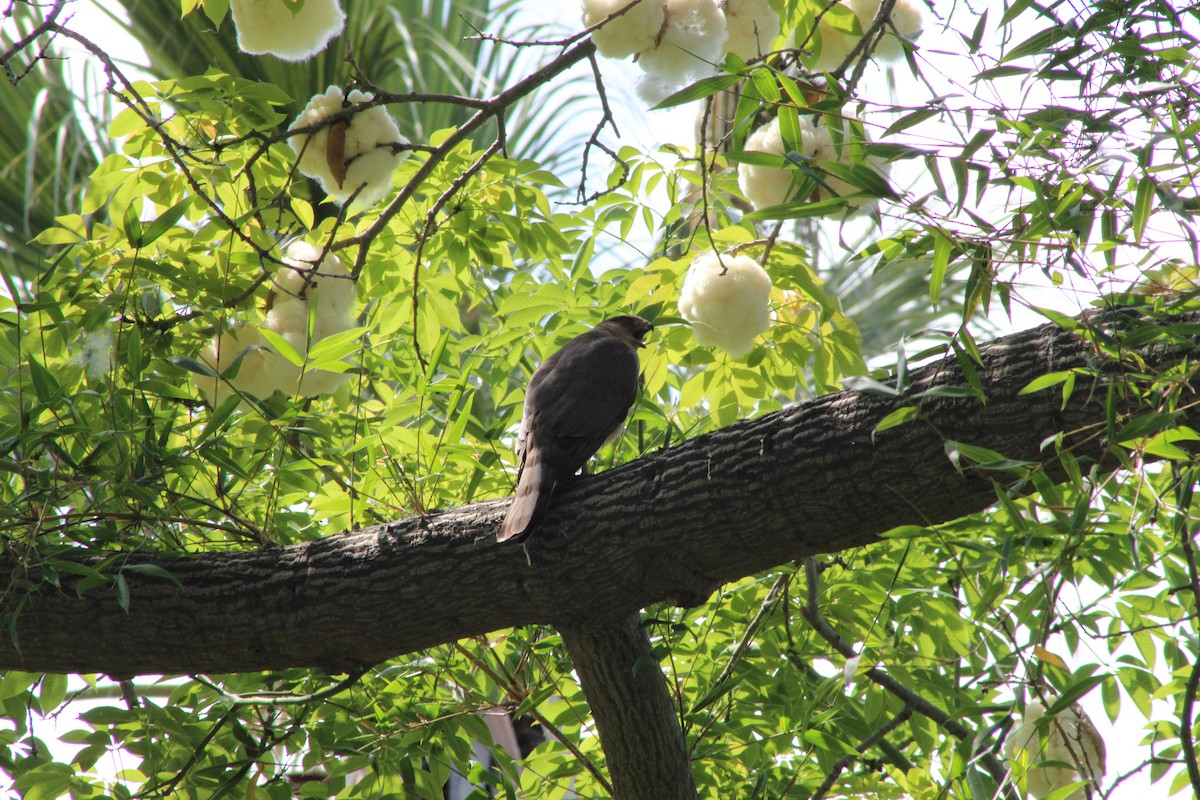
[1002,27,1065,63]
[841,376,899,396]
[652,74,743,109]
[999,0,1036,26]
[258,327,304,366]
[122,563,184,588]
[1114,411,1182,443]
[26,357,63,407]
[39,672,67,711]
[1018,371,1073,395]
[1045,674,1108,715]
[930,230,951,307]
[197,394,242,444]
[14,762,74,800]
[881,524,933,539]
[169,355,217,377]
[873,406,918,438]
[1132,176,1155,244]
[0,671,38,700]
[912,385,982,400]
[115,573,130,612]
[121,202,144,247]
[138,198,191,246]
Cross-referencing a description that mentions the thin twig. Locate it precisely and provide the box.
[801,557,1021,800]
[812,708,913,799]
[190,669,369,707]
[452,641,614,795]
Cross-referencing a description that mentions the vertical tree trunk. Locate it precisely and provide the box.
[559,614,697,800]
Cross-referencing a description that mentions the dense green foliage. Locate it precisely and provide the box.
[1,0,1199,798]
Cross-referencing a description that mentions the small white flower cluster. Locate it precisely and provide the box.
[582,0,780,105]
[737,114,890,211]
[289,87,408,209]
[804,0,924,72]
[1004,700,1107,800]
[196,241,357,406]
[677,251,772,358]
[230,0,345,62]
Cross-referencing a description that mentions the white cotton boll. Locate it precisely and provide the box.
[737,115,819,209]
[289,87,407,208]
[79,328,114,380]
[262,241,356,397]
[722,0,780,60]
[801,0,923,71]
[678,251,772,358]
[806,24,856,72]
[1004,700,1107,800]
[269,241,356,342]
[635,0,728,105]
[846,0,923,60]
[873,0,924,59]
[195,325,285,405]
[582,0,667,59]
[230,0,344,61]
[809,117,891,207]
[290,86,343,177]
[339,147,399,209]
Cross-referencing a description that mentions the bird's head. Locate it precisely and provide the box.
[598,315,654,348]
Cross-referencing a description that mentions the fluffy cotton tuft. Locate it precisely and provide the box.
[196,241,358,405]
[737,115,891,211]
[801,0,923,71]
[805,24,856,72]
[636,0,728,105]
[737,115,818,209]
[195,325,283,406]
[678,251,772,358]
[1004,700,1106,800]
[582,0,668,59]
[264,241,357,396]
[847,0,924,60]
[230,0,345,61]
[722,0,780,60]
[290,87,407,209]
[809,117,890,205]
[79,327,114,380]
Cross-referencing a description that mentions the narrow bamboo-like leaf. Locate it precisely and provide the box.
[138,198,191,246]
[1018,371,1072,395]
[1045,673,1108,715]
[1002,27,1064,63]
[873,406,918,438]
[999,0,1035,26]
[257,327,304,366]
[1132,175,1155,243]
[652,74,743,109]
[841,375,899,396]
[122,202,143,247]
[122,563,184,588]
[930,230,951,306]
[1114,411,1182,443]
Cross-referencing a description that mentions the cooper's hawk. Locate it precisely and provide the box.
[497,315,654,543]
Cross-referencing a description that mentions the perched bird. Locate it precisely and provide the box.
[498,315,654,543]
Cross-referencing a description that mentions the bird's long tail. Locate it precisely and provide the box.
[498,447,556,542]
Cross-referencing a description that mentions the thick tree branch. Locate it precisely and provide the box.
[2,306,1199,676]
[559,614,697,800]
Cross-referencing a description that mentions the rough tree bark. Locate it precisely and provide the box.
[559,614,698,800]
[1,306,1196,800]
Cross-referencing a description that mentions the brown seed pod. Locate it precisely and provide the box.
[325,118,349,188]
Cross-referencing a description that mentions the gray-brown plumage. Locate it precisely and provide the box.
[498,315,654,543]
